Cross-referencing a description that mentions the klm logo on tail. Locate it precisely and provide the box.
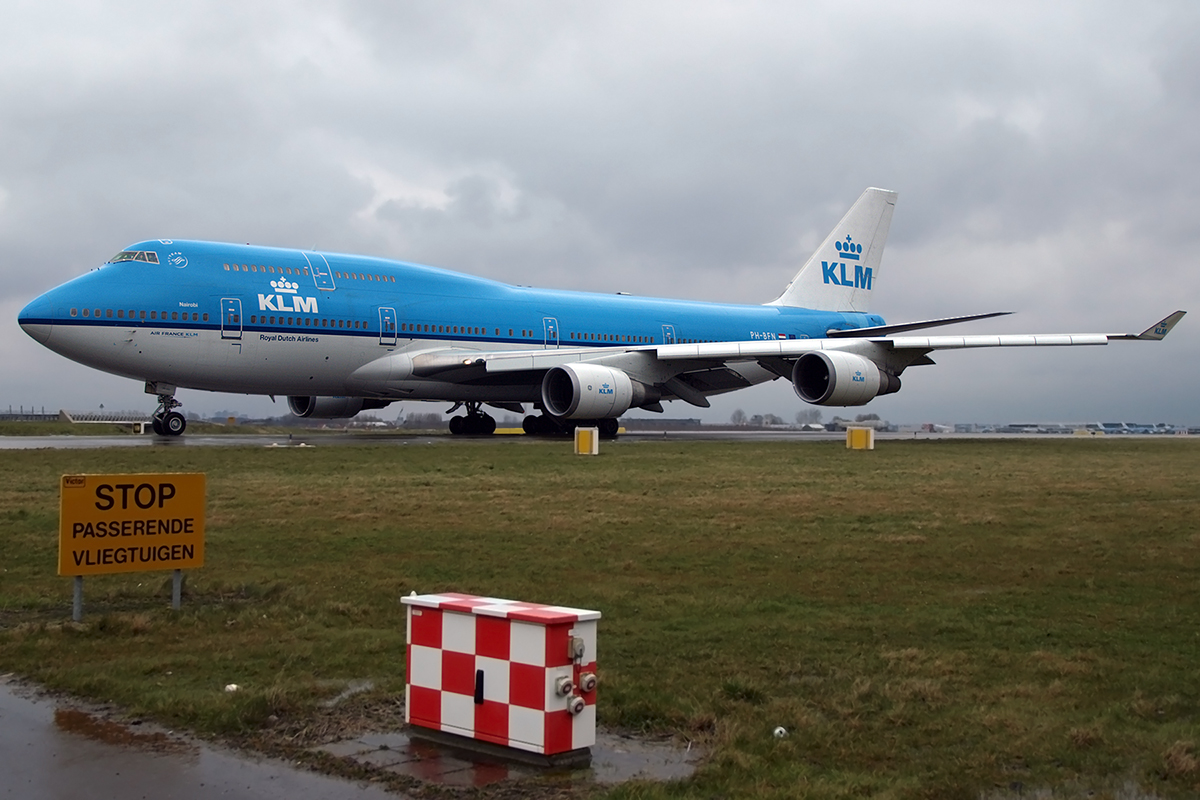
[821,236,873,290]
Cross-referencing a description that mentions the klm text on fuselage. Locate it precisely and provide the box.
[822,262,873,290]
[258,294,319,313]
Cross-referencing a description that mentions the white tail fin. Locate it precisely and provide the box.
[767,187,897,312]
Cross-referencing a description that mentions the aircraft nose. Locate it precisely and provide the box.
[18,293,53,344]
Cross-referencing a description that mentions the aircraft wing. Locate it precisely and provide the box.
[403,310,1184,409]
[475,310,1185,371]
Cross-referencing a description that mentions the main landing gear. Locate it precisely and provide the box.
[445,403,619,439]
[150,393,187,437]
[447,402,497,436]
[522,415,619,439]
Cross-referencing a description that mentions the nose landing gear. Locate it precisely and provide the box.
[147,385,187,436]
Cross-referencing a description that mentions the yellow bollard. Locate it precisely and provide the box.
[846,427,875,450]
[574,426,599,455]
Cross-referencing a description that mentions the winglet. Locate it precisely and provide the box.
[1126,310,1186,341]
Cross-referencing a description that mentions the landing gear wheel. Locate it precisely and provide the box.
[598,418,619,439]
[449,407,497,436]
[523,415,570,436]
[164,412,187,436]
[150,390,185,436]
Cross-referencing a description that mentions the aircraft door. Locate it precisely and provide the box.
[303,252,337,291]
[379,307,397,346]
[543,317,559,349]
[661,324,676,344]
[221,298,243,340]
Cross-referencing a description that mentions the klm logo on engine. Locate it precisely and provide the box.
[258,279,318,314]
[852,370,865,383]
[821,235,873,290]
[599,383,614,395]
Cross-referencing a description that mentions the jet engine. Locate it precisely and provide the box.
[287,396,392,418]
[791,351,900,406]
[541,364,659,419]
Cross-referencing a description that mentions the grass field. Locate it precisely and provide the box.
[1,438,1198,798]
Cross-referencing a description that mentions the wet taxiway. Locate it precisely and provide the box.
[0,429,1085,450]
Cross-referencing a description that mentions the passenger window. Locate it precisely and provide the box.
[170,312,177,320]
[223,264,230,270]
[70,308,77,317]
[106,309,113,318]
[202,313,208,321]
[82,308,89,317]
[141,311,147,319]
[94,309,101,317]
[150,311,157,319]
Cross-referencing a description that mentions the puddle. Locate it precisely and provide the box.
[591,731,702,783]
[54,708,188,752]
[313,727,703,787]
[0,680,401,800]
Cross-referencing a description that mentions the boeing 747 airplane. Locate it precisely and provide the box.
[18,188,1184,437]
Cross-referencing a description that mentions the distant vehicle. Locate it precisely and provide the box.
[18,188,1185,438]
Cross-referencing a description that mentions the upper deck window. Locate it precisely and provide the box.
[109,250,160,264]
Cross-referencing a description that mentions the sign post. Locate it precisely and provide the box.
[59,473,206,620]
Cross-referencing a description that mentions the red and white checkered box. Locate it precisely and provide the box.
[401,592,600,756]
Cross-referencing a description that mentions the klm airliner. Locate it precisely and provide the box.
[18,188,1184,437]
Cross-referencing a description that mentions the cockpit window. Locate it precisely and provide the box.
[109,250,160,264]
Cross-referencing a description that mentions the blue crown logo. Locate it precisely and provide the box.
[834,236,862,261]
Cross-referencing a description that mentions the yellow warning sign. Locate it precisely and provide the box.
[59,473,206,576]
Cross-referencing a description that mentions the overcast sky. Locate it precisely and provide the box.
[4,1,1198,425]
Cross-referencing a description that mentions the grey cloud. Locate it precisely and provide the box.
[3,0,1198,421]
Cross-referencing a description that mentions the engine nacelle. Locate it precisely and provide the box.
[287,396,392,418]
[791,351,900,406]
[541,364,658,419]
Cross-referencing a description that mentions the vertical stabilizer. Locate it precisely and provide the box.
[767,187,897,311]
